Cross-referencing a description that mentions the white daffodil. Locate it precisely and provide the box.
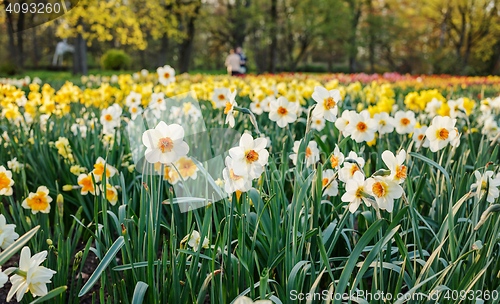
[212,88,230,109]
[149,92,167,116]
[450,128,461,148]
[7,158,24,174]
[365,176,403,212]
[289,140,320,168]
[311,86,340,122]
[229,133,269,179]
[482,116,499,137]
[425,98,442,116]
[335,110,355,133]
[373,112,394,135]
[345,110,377,143]
[222,156,252,194]
[448,98,467,119]
[269,96,298,128]
[124,91,142,108]
[142,122,189,164]
[413,126,430,148]
[224,89,238,128]
[22,186,52,214]
[0,268,7,288]
[330,144,345,170]
[261,95,274,112]
[71,123,88,138]
[129,104,143,120]
[234,295,272,304]
[341,171,371,213]
[185,230,209,252]
[471,171,500,203]
[157,65,176,86]
[100,104,122,134]
[392,110,416,134]
[5,247,57,302]
[311,116,326,131]
[0,214,19,250]
[322,169,338,196]
[339,151,365,182]
[381,149,407,184]
[425,115,457,152]
[250,100,264,115]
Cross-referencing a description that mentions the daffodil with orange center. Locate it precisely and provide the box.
[366,176,403,213]
[22,186,52,214]
[78,173,98,195]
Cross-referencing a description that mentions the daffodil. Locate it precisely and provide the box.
[311,86,340,122]
[269,96,298,128]
[335,110,355,133]
[381,149,407,184]
[330,144,345,170]
[5,247,57,302]
[212,87,230,109]
[289,140,320,168]
[185,230,209,251]
[222,156,252,194]
[366,176,403,212]
[92,157,118,182]
[341,171,371,213]
[322,169,338,196]
[157,65,176,86]
[100,104,122,134]
[392,110,416,134]
[345,110,377,143]
[101,184,119,205]
[22,186,52,214]
[339,151,365,182]
[413,126,430,148]
[229,133,269,179]
[142,122,190,164]
[77,173,99,195]
[124,91,142,108]
[0,214,19,250]
[372,112,394,135]
[425,116,457,152]
[224,89,238,128]
[471,171,500,203]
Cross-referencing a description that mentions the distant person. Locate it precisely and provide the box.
[236,46,247,74]
[225,49,242,76]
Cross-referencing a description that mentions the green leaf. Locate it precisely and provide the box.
[79,236,125,297]
[131,281,148,304]
[29,286,67,304]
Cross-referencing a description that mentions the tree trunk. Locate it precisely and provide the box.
[73,19,88,75]
[268,0,277,73]
[158,34,169,67]
[179,1,201,73]
[16,1,25,67]
[32,15,39,67]
[4,1,17,64]
[349,3,362,73]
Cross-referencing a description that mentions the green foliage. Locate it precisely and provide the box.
[0,62,20,76]
[101,49,132,71]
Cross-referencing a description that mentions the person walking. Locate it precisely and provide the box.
[236,46,247,74]
[225,49,242,76]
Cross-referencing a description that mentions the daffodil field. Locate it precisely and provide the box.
[1,68,500,303]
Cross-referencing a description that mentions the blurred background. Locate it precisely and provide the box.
[1,0,500,76]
